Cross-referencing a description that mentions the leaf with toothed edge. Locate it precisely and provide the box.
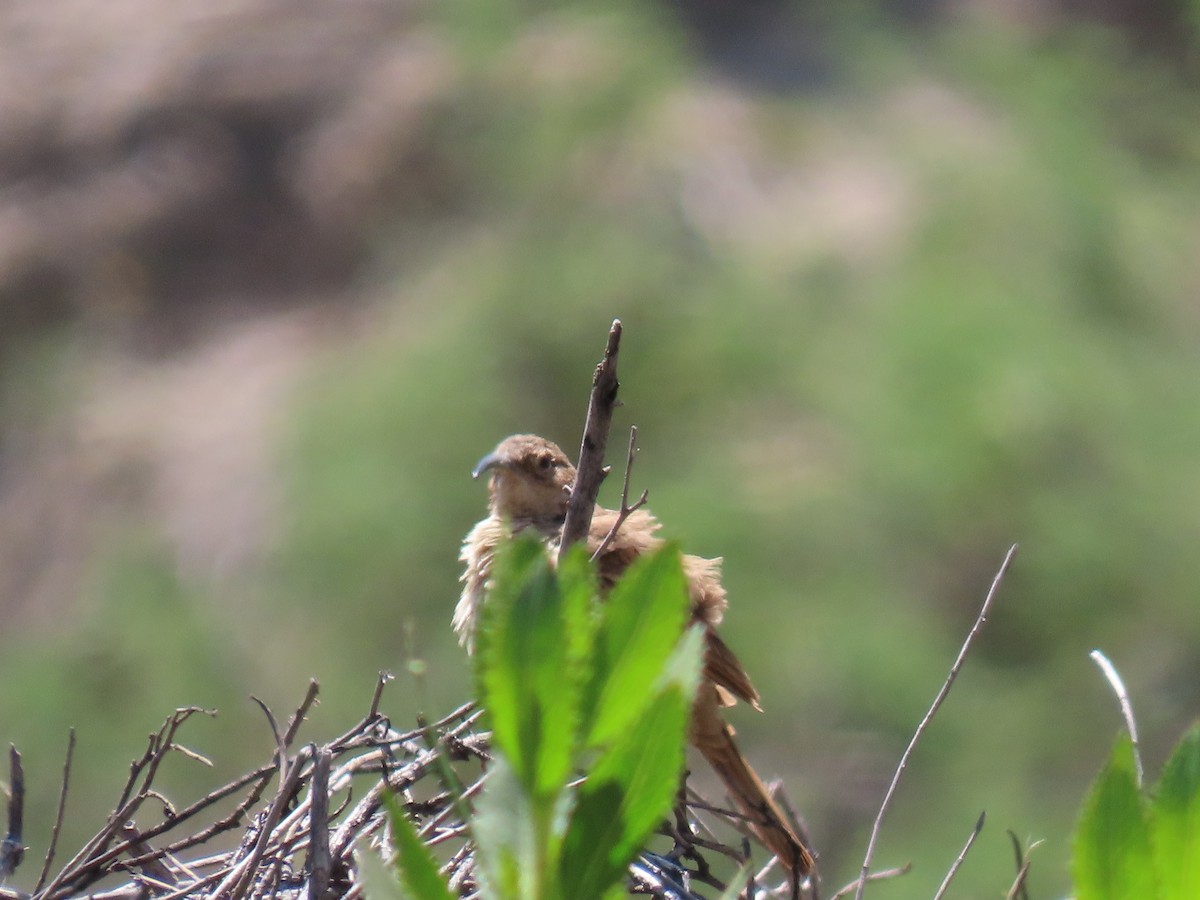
[1072,735,1157,900]
[475,534,591,802]
[578,544,690,750]
[1151,722,1200,900]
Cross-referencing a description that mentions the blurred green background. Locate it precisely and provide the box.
[2,0,1200,895]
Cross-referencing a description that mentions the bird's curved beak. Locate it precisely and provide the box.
[472,451,505,480]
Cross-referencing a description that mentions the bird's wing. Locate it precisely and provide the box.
[703,627,763,712]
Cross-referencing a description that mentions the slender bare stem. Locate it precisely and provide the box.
[853,544,1018,900]
[0,745,25,878]
[829,865,911,900]
[931,812,985,900]
[591,424,649,561]
[34,729,75,894]
[307,747,332,900]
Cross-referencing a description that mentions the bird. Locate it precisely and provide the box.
[455,433,816,883]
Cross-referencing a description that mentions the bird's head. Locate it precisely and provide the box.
[472,434,576,520]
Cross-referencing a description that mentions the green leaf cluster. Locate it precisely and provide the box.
[1073,724,1200,900]
[382,536,703,900]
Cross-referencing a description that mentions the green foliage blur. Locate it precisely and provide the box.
[3,0,1200,897]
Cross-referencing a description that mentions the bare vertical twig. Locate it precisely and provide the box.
[0,746,25,878]
[854,544,1018,900]
[218,746,309,900]
[35,728,75,893]
[367,672,391,721]
[931,811,985,900]
[1089,650,1143,788]
[559,319,623,561]
[307,747,332,900]
[284,681,321,748]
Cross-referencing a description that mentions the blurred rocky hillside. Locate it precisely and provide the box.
[2,1,1200,895]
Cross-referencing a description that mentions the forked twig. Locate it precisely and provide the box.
[591,424,649,562]
[1089,649,1143,787]
[931,811,985,900]
[853,543,1018,900]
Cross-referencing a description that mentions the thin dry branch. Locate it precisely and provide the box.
[34,729,75,893]
[22,642,796,900]
[559,318,623,560]
[1004,831,1039,900]
[853,543,1018,900]
[591,425,649,562]
[829,865,911,900]
[0,745,25,879]
[285,681,322,748]
[931,811,985,900]
[307,747,332,900]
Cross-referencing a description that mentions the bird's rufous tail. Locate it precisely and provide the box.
[694,719,816,883]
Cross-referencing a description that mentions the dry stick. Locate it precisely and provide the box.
[1006,862,1033,900]
[418,771,490,839]
[285,680,322,747]
[853,543,1018,900]
[307,747,332,900]
[559,318,623,560]
[51,763,276,896]
[828,865,912,900]
[117,823,177,886]
[114,766,275,870]
[1005,851,1035,900]
[930,811,985,900]
[253,697,289,775]
[41,709,210,899]
[218,746,310,900]
[1089,649,1143,788]
[367,672,391,722]
[591,424,650,562]
[1003,832,1039,900]
[0,746,25,878]
[34,729,75,894]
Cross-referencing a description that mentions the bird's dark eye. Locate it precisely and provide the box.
[538,454,554,470]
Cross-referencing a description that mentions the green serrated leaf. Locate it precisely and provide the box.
[477,534,584,800]
[1073,735,1158,900]
[558,543,601,666]
[379,794,455,900]
[1151,722,1200,900]
[557,683,691,898]
[580,545,690,748]
[473,754,541,899]
[357,842,404,900]
[658,622,705,699]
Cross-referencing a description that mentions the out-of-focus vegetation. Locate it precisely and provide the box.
[2,0,1200,896]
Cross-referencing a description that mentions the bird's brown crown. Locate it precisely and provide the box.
[473,434,576,521]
